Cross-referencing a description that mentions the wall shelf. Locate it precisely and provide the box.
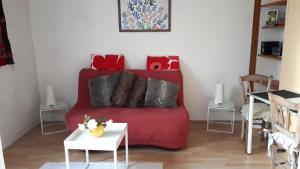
[262,24,285,29]
[258,54,282,61]
[261,0,287,7]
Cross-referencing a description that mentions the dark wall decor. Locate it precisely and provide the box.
[0,1,13,66]
[118,0,171,32]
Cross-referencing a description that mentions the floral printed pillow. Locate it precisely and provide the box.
[91,54,125,70]
[147,56,180,71]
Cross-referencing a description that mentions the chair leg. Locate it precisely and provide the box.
[271,145,277,169]
[261,119,266,141]
[295,151,299,169]
[241,117,245,140]
[290,151,297,169]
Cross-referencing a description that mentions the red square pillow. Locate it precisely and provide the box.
[91,54,125,70]
[147,56,180,71]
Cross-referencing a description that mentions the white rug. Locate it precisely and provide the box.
[40,162,163,169]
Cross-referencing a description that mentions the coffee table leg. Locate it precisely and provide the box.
[114,149,118,169]
[64,148,70,169]
[125,129,128,168]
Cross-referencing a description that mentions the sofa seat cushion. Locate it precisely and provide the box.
[66,104,189,149]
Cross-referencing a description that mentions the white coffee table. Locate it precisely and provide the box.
[64,123,128,169]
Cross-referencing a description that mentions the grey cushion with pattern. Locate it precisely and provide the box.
[111,71,135,107]
[144,78,179,108]
[88,73,120,107]
[126,75,147,108]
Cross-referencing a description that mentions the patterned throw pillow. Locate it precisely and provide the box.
[88,73,120,107]
[91,54,125,70]
[144,78,179,108]
[147,56,180,71]
[126,75,148,108]
[111,71,135,107]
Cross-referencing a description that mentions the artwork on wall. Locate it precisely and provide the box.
[0,1,14,67]
[118,0,171,32]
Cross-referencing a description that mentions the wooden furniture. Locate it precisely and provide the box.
[268,93,299,169]
[207,101,235,134]
[39,102,68,135]
[246,90,300,155]
[239,74,272,141]
[64,123,128,169]
[261,0,287,7]
[257,54,282,61]
[249,0,287,66]
[248,0,287,85]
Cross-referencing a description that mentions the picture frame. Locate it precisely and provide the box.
[118,0,171,32]
[265,9,278,25]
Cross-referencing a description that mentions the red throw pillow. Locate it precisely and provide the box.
[147,56,180,71]
[91,54,125,70]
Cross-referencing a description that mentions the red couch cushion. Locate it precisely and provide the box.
[66,105,189,149]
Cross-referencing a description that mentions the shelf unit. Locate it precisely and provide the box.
[258,54,282,61]
[262,24,285,29]
[261,0,287,7]
[249,0,288,87]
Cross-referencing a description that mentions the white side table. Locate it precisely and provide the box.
[64,123,128,169]
[40,102,68,135]
[207,101,235,134]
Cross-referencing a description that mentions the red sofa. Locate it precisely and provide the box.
[65,68,189,149]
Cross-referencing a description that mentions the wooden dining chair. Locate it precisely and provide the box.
[239,74,273,140]
[268,93,300,169]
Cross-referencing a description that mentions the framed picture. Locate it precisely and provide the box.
[118,0,171,32]
[265,9,278,25]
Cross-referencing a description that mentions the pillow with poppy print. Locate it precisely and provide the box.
[147,56,180,71]
[91,54,125,70]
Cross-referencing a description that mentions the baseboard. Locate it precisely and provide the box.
[2,119,40,149]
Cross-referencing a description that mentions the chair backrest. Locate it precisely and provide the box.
[239,74,273,105]
[269,93,300,144]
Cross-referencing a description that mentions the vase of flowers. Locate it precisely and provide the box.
[78,114,113,137]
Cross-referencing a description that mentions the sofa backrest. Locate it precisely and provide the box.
[76,68,184,107]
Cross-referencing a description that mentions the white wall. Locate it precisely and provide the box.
[280,0,300,92]
[29,0,254,120]
[0,0,40,148]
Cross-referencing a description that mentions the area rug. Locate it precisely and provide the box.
[40,162,163,169]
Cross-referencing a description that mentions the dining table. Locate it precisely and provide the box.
[246,90,300,155]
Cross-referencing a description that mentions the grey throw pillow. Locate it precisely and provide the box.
[144,78,179,108]
[126,75,147,108]
[111,71,135,107]
[88,73,120,107]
